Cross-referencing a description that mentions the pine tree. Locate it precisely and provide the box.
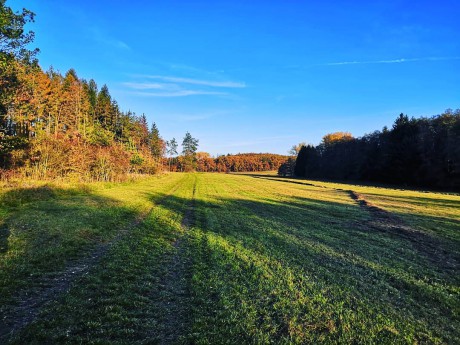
[181,131,199,171]
[149,122,163,159]
[294,145,308,177]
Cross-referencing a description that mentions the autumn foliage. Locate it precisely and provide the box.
[167,153,290,173]
[0,60,164,181]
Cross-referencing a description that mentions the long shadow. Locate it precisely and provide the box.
[0,185,148,343]
[0,225,9,253]
[249,175,319,187]
[240,174,460,247]
[2,181,458,343]
[157,190,459,284]
[153,191,459,342]
[241,172,460,195]
[378,194,460,208]
[0,186,59,255]
[231,173,279,178]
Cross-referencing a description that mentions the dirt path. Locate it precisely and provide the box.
[347,190,459,272]
[157,176,196,345]
[0,181,184,344]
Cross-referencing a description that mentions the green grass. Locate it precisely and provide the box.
[0,175,186,306]
[1,172,458,344]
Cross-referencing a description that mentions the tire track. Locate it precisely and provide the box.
[0,178,186,344]
[347,190,459,272]
[157,175,196,344]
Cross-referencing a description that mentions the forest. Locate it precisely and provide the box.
[279,110,460,190]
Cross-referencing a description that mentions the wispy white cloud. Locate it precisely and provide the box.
[129,90,228,98]
[123,82,173,90]
[177,114,210,121]
[123,72,245,98]
[124,67,245,98]
[320,56,460,66]
[144,75,246,88]
[112,40,130,50]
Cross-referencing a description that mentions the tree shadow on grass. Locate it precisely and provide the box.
[236,173,321,188]
[3,182,458,344]
[0,185,154,344]
[0,186,58,255]
[0,186,144,288]
[378,194,460,208]
[0,225,9,253]
[154,191,459,343]
[245,173,460,195]
[228,174,460,275]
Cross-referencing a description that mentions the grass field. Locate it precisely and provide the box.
[0,172,459,344]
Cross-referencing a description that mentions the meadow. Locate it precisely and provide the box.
[0,172,458,344]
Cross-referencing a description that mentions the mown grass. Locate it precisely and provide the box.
[0,175,185,305]
[183,173,459,344]
[1,172,459,344]
[11,174,197,344]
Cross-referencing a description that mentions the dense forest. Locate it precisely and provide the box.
[280,110,460,190]
[0,54,288,180]
[0,58,169,181]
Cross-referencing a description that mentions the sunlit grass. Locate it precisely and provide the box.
[187,173,459,343]
[1,172,458,343]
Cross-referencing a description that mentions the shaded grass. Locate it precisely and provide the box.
[6,173,197,344]
[0,188,136,306]
[184,173,459,344]
[0,175,187,307]
[248,173,460,241]
[1,172,459,344]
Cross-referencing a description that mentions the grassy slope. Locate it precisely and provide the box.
[0,173,458,344]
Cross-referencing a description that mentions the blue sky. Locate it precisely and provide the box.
[10,0,460,155]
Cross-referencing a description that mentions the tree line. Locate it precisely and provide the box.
[280,111,460,190]
[167,153,290,173]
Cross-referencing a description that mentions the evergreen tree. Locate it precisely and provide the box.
[182,131,198,156]
[1,0,38,160]
[95,84,112,128]
[294,145,308,177]
[278,158,296,176]
[167,137,178,157]
[138,114,149,146]
[181,131,199,171]
[149,122,163,159]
